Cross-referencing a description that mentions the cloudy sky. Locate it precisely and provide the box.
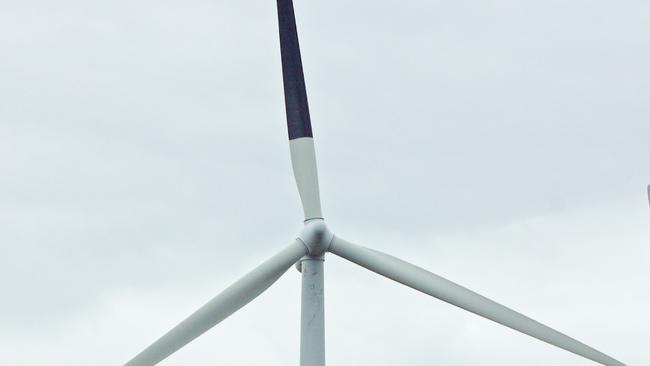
[1,0,649,365]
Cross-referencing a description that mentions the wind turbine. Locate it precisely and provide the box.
[124,1,626,365]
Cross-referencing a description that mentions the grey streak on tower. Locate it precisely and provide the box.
[299,257,325,366]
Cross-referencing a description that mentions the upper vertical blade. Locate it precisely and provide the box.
[277,0,323,220]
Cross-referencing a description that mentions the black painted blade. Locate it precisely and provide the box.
[277,0,313,140]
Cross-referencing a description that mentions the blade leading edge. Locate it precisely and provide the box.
[329,236,625,366]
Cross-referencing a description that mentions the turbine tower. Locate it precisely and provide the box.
[124,1,626,365]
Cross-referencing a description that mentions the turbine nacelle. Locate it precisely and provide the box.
[295,219,334,272]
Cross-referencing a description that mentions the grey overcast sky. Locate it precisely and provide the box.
[1,0,649,365]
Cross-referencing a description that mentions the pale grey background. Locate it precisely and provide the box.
[1,0,649,365]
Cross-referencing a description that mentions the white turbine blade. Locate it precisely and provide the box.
[125,240,307,366]
[290,138,323,220]
[329,237,625,366]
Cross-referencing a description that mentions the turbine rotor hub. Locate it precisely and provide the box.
[298,219,333,256]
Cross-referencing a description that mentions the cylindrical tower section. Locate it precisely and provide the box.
[300,256,325,366]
